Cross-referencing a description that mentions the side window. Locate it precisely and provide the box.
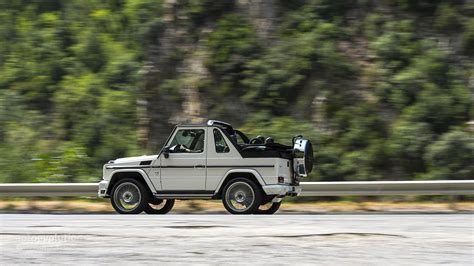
[169,129,205,153]
[214,129,230,153]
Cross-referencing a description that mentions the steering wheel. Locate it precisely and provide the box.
[174,144,190,152]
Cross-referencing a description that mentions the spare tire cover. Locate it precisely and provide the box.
[305,140,313,173]
[293,138,314,176]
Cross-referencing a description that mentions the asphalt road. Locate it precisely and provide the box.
[1,214,473,265]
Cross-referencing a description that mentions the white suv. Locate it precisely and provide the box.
[98,120,313,214]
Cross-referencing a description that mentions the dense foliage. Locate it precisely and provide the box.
[0,0,472,183]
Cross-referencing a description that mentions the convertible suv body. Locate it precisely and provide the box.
[98,120,313,214]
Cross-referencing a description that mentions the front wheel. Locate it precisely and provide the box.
[110,178,149,214]
[222,178,262,214]
[255,202,281,214]
[144,199,175,214]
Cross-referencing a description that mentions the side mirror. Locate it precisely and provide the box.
[163,146,170,159]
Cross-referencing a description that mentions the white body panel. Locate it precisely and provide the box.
[158,127,207,191]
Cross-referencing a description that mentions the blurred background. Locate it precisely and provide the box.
[0,0,472,188]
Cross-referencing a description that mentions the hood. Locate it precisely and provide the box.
[112,155,158,165]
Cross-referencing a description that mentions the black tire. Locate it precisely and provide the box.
[144,199,175,214]
[255,202,281,215]
[110,178,150,214]
[222,178,262,214]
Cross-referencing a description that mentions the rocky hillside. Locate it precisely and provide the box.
[0,0,472,183]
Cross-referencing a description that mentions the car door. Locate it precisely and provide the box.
[160,127,207,191]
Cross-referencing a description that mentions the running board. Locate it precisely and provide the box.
[153,194,214,199]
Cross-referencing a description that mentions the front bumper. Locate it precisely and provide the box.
[262,184,302,196]
[98,180,109,197]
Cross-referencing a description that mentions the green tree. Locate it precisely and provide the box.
[207,14,259,88]
[423,129,474,180]
[461,19,474,56]
[434,3,460,33]
[388,121,433,175]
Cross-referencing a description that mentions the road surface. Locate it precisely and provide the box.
[1,214,473,265]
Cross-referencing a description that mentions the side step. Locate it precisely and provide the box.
[153,194,214,199]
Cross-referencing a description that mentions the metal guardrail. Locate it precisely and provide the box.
[299,180,474,196]
[0,180,473,197]
[0,183,98,197]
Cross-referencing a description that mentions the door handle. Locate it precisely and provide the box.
[194,164,205,168]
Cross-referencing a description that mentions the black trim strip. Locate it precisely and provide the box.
[160,165,274,168]
[206,165,274,168]
[160,165,196,168]
[107,164,275,169]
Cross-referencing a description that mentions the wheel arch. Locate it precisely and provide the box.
[106,169,156,196]
[214,169,265,198]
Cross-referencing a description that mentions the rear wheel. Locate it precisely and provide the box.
[255,202,281,214]
[111,178,149,214]
[144,199,175,214]
[222,178,262,214]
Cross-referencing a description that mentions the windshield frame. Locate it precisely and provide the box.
[234,130,250,144]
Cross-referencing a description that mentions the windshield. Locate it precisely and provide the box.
[169,129,205,153]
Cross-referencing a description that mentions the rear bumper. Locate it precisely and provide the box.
[98,180,109,197]
[262,184,301,196]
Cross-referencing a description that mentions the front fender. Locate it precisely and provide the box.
[108,169,157,193]
[214,169,266,193]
